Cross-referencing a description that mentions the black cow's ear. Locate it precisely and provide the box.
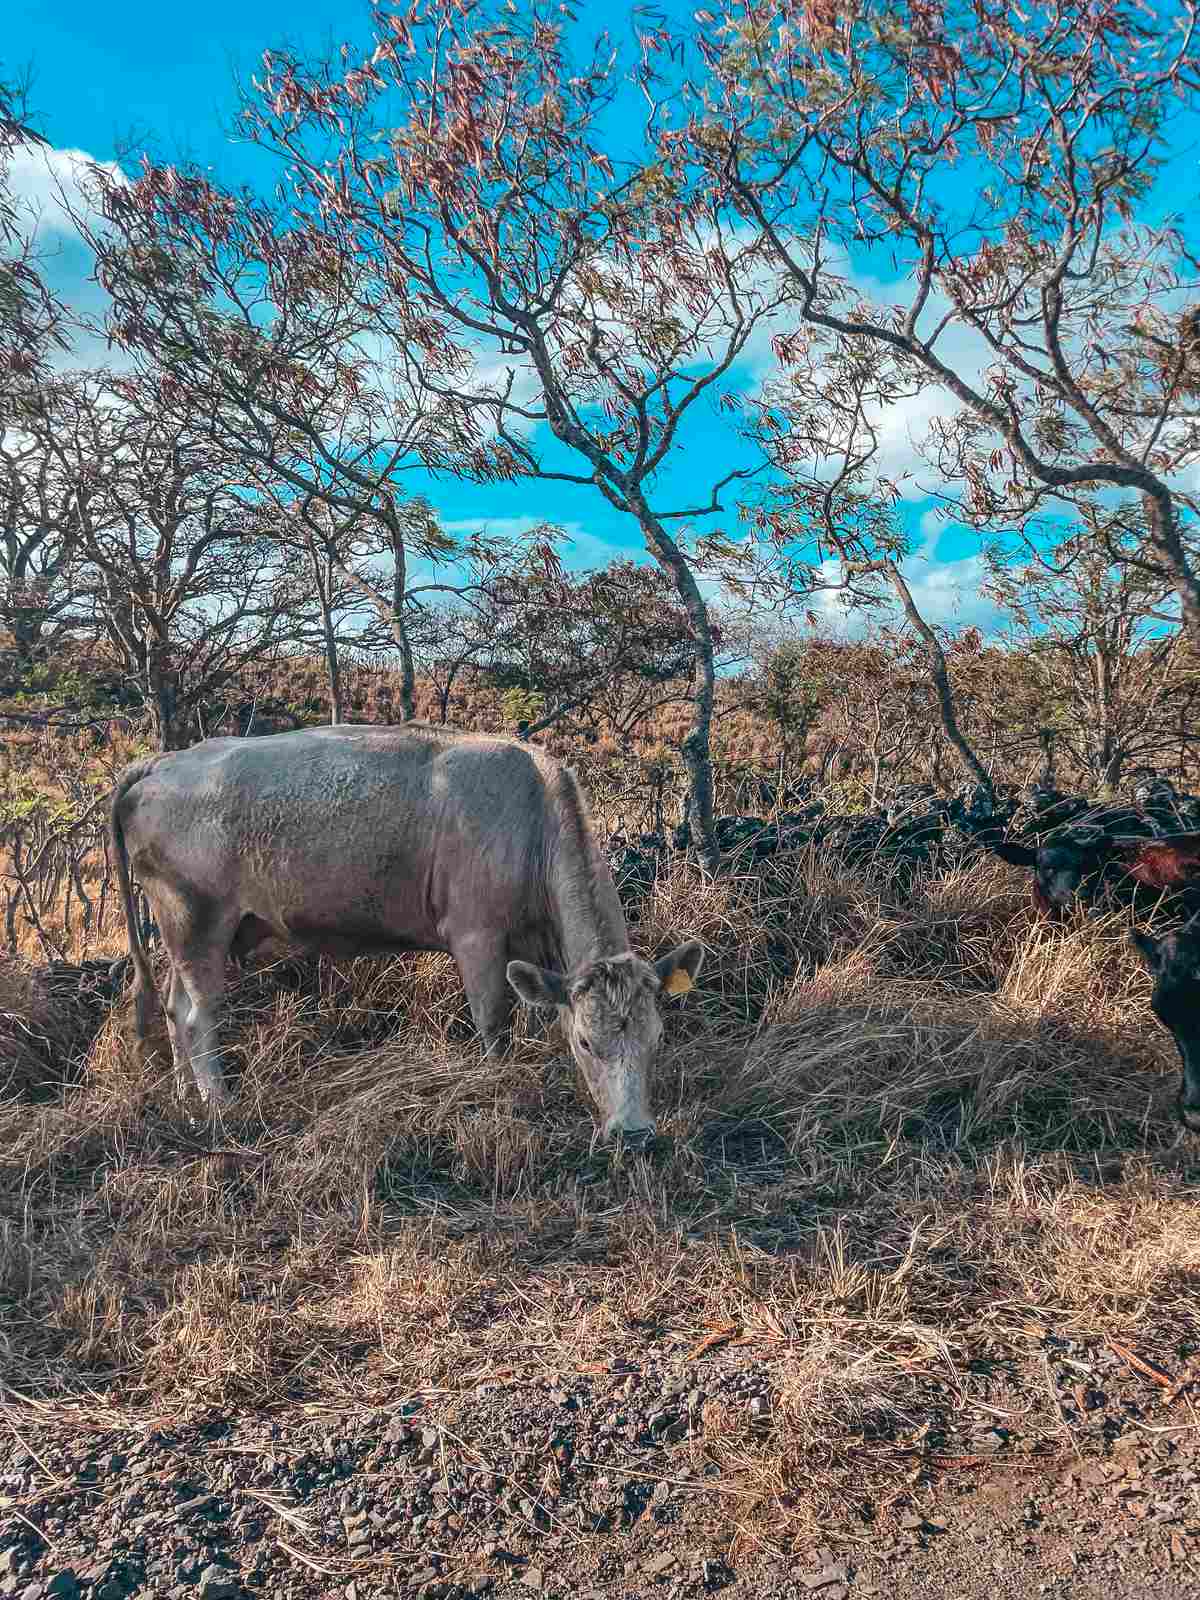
[990,839,1039,867]
[506,961,568,1008]
[1130,930,1163,971]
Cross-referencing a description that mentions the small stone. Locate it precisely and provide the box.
[198,1567,237,1600]
[644,1552,677,1578]
[899,1513,925,1531]
[796,1566,848,1592]
[421,1429,440,1450]
[519,1570,544,1590]
[176,1493,216,1516]
[975,1429,1007,1453]
[45,1580,80,1600]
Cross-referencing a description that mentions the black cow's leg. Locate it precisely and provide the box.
[451,930,514,1058]
[1177,1033,1200,1132]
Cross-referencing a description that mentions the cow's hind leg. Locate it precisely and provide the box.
[172,950,233,1111]
[164,968,198,1103]
[451,930,514,1058]
[155,897,241,1113]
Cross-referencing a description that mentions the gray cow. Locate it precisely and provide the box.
[110,723,703,1143]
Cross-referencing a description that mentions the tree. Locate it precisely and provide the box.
[691,0,1200,648]
[85,156,464,722]
[0,377,94,664]
[984,505,1200,795]
[1,75,68,412]
[51,372,302,749]
[752,627,835,783]
[718,337,997,793]
[95,2,783,865]
[412,599,497,726]
[480,557,697,743]
[267,496,379,725]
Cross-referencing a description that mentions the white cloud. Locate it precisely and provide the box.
[6,141,124,240]
[804,543,1001,638]
[4,140,128,370]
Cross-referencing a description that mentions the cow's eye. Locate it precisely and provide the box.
[577,1033,592,1053]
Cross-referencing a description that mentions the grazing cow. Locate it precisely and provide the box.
[110,724,703,1143]
[986,828,1200,916]
[1130,921,1200,1132]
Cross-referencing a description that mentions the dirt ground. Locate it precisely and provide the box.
[2,1302,1198,1600]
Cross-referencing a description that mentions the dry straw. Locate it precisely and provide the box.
[1,838,1197,1543]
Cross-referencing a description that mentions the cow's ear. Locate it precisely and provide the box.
[990,839,1039,867]
[506,961,568,1009]
[655,940,705,995]
[1130,930,1163,971]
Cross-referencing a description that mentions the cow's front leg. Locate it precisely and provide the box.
[451,930,514,1058]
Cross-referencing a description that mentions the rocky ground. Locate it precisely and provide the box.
[3,1327,1198,1600]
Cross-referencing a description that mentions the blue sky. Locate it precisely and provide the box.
[7,1,1195,636]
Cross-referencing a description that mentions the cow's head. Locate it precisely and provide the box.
[1131,923,1200,1132]
[992,829,1108,910]
[506,942,705,1145]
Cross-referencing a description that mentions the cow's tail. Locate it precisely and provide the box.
[110,758,162,1037]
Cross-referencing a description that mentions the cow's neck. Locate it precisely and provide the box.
[549,778,631,973]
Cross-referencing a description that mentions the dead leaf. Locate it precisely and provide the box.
[686,1324,741,1361]
[1109,1341,1175,1388]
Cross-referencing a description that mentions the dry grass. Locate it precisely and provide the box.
[1,843,1198,1546]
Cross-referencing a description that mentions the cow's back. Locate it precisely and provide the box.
[116,726,565,955]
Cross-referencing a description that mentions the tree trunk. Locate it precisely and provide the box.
[866,702,885,807]
[318,568,344,725]
[1090,638,1121,799]
[6,608,47,669]
[385,506,417,721]
[1143,488,1200,654]
[627,490,719,869]
[1038,727,1057,789]
[884,562,993,798]
[146,651,188,750]
[1097,745,1125,799]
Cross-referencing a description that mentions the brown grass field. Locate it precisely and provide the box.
[3,774,1199,1578]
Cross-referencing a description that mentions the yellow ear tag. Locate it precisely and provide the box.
[663,968,693,996]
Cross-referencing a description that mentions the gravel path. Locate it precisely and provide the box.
[3,1332,1197,1600]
